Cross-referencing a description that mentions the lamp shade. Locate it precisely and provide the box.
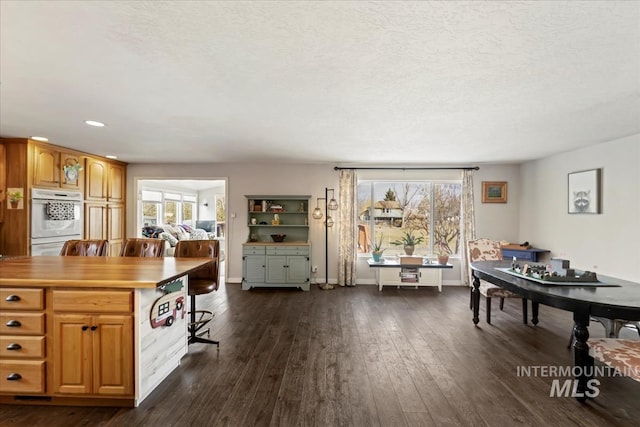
[312,207,323,220]
[328,198,338,210]
[326,216,334,227]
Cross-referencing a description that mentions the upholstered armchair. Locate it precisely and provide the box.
[468,238,531,324]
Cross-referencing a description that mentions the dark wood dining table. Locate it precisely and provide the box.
[470,260,640,400]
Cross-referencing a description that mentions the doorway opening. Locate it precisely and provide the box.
[135,178,227,281]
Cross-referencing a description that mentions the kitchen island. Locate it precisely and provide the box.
[0,256,213,407]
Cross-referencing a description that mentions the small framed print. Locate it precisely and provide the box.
[482,181,507,203]
[568,168,601,214]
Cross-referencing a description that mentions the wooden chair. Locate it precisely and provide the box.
[174,240,220,347]
[119,238,165,257]
[59,239,108,256]
[468,238,532,324]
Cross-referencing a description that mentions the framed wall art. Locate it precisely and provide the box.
[482,181,507,203]
[568,168,601,214]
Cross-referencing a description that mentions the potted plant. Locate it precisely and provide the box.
[7,190,23,209]
[434,243,450,264]
[390,230,425,255]
[370,233,385,263]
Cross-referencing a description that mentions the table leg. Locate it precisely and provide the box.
[472,273,480,325]
[572,310,592,402]
[532,302,539,325]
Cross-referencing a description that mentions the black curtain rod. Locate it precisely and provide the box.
[334,166,479,171]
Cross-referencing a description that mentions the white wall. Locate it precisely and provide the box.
[126,163,337,283]
[519,134,640,281]
[129,147,639,286]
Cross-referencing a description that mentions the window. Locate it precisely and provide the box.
[141,190,162,226]
[357,180,462,257]
[182,195,196,225]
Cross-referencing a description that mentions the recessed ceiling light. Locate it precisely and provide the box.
[30,136,49,142]
[85,120,105,127]
[105,155,118,159]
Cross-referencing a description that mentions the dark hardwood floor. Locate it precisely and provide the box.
[2,278,639,427]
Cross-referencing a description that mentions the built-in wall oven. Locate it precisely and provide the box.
[31,188,83,255]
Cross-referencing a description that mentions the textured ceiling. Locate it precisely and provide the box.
[1,1,638,165]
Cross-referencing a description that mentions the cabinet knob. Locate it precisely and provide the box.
[5,294,20,302]
[5,320,21,327]
[82,325,89,331]
[6,343,22,351]
[90,325,98,331]
[7,373,22,381]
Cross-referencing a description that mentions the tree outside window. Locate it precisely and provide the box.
[357,181,461,256]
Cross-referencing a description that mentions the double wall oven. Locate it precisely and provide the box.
[31,188,83,255]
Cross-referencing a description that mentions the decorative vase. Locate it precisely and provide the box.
[404,245,415,255]
[438,254,449,265]
[371,251,383,263]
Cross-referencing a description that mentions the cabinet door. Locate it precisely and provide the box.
[265,255,287,283]
[32,144,60,187]
[243,255,265,283]
[85,157,108,200]
[107,163,125,202]
[93,315,133,396]
[108,203,124,241]
[60,151,84,190]
[418,269,440,285]
[379,268,400,285]
[286,256,309,283]
[53,314,93,395]
[85,202,107,239]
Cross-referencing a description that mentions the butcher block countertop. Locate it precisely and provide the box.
[0,256,213,288]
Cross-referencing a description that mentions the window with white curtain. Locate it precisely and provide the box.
[357,173,462,257]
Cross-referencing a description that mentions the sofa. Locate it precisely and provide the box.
[141,224,222,258]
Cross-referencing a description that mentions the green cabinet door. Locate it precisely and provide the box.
[287,256,309,283]
[243,255,266,284]
[266,255,287,283]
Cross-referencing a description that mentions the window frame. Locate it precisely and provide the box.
[357,178,462,259]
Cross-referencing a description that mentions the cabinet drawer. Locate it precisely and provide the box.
[266,246,309,256]
[243,245,265,255]
[0,313,46,335]
[0,360,45,394]
[52,290,133,313]
[0,288,44,310]
[501,249,534,261]
[0,336,46,358]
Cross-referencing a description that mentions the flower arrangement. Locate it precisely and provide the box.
[63,161,83,181]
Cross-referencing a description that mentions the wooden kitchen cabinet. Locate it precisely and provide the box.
[0,287,46,394]
[85,157,108,200]
[52,290,134,397]
[32,144,84,190]
[53,314,133,396]
[0,138,127,257]
[84,158,126,254]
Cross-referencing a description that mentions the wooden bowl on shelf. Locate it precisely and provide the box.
[271,234,286,242]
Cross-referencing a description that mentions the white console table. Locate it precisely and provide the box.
[367,259,453,292]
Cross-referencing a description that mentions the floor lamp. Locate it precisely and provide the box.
[312,187,338,290]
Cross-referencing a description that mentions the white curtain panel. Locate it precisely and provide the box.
[460,169,476,286]
[338,169,357,286]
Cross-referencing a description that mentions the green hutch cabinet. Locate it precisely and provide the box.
[242,196,311,291]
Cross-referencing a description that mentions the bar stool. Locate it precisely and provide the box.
[120,238,165,257]
[60,239,108,256]
[174,240,220,347]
